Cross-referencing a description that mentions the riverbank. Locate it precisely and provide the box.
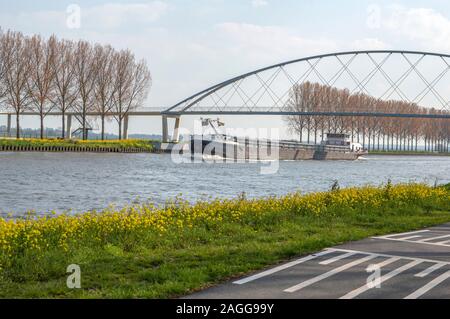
[0,138,156,153]
[0,183,449,298]
[369,150,450,156]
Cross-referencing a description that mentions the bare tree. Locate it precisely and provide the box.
[112,50,151,139]
[283,81,450,152]
[1,29,157,140]
[284,82,312,142]
[51,38,77,139]
[0,28,7,103]
[73,40,97,140]
[2,31,31,138]
[93,44,116,140]
[28,35,57,139]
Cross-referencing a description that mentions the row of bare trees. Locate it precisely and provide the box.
[285,82,450,152]
[0,29,151,139]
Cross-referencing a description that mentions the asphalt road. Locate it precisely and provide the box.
[187,223,450,299]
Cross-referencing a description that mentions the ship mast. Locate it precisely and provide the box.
[201,118,224,135]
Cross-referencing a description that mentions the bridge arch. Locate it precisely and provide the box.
[164,50,450,117]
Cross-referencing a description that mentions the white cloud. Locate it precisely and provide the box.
[0,2,168,33]
[251,0,269,8]
[83,2,168,30]
[351,38,388,50]
[381,5,450,51]
[215,22,337,63]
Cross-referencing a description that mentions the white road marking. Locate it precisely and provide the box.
[436,239,450,245]
[417,234,450,243]
[374,256,402,268]
[372,237,450,248]
[397,235,422,241]
[284,255,377,293]
[330,248,450,265]
[340,260,423,299]
[375,230,429,239]
[234,245,450,299]
[427,228,450,232]
[415,263,446,278]
[405,270,450,299]
[233,250,333,285]
[319,252,356,265]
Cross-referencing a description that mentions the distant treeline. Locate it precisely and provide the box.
[285,82,450,152]
[0,29,151,140]
[0,125,161,141]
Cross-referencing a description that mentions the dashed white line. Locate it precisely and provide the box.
[372,237,450,248]
[234,245,450,299]
[397,235,423,241]
[417,234,450,243]
[330,248,450,264]
[374,256,402,268]
[415,263,446,278]
[233,250,333,285]
[340,260,423,299]
[375,230,429,240]
[405,270,450,299]
[284,255,377,293]
[319,252,356,265]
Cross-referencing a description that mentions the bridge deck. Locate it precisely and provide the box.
[1,110,449,119]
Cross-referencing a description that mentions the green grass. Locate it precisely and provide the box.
[0,138,156,151]
[1,185,450,298]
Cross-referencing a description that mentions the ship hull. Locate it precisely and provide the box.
[190,137,366,161]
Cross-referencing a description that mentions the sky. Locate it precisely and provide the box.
[1,0,450,137]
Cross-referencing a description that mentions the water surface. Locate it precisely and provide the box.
[1,152,449,217]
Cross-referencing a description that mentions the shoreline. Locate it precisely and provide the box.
[0,144,153,153]
[368,151,450,157]
[1,183,449,298]
[0,138,157,153]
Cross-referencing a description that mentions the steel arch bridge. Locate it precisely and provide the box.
[161,50,450,142]
[164,50,450,115]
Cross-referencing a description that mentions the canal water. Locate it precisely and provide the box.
[1,152,449,217]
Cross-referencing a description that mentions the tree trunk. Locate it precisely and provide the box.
[82,104,87,140]
[16,112,20,139]
[362,131,366,149]
[40,113,44,139]
[62,112,65,139]
[101,114,105,140]
[118,118,122,140]
[307,119,310,144]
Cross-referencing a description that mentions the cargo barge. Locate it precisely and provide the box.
[190,119,367,161]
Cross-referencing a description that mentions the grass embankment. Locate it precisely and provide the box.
[0,183,450,298]
[0,138,156,152]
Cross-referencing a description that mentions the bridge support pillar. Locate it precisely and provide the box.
[162,115,181,143]
[173,116,181,143]
[123,115,129,140]
[6,114,11,137]
[66,115,72,139]
[162,115,169,143]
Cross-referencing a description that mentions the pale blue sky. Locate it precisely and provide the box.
[1,0,450,136]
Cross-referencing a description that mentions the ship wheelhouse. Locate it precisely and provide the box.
[323,133,352,147]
